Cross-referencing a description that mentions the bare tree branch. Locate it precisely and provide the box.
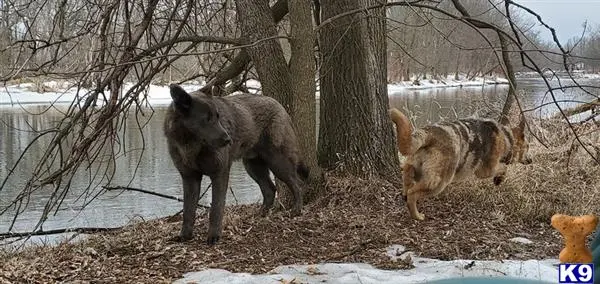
[1,227,121,240]
[103,185,210,209]
[198,0,289,93]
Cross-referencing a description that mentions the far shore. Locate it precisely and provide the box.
[2,72,599,107]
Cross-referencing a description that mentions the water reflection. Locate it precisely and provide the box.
[389,85,506,127]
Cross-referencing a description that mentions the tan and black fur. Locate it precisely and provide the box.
[389,108,532,221]
[164,84,308,245]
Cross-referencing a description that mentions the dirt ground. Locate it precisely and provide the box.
[1,119,599,283]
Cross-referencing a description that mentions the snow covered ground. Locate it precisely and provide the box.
[388,75,509,92]
[0,81,201,107]
[175,245,558,284]
[0,76,508,108]
[516,70,600,80]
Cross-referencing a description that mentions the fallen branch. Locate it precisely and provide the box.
[553,99,600,119]
[103,185,210,209]
[579,112,600,125]
[0,227,121,240]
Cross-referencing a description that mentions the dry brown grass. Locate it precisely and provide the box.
[0,119,598,283]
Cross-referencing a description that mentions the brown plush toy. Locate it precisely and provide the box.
[551,214,598,263]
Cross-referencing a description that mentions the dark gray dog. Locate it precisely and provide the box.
[163,84,309,245]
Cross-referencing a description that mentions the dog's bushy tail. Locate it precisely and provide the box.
[389,108,414,156]
[296,161,310,181]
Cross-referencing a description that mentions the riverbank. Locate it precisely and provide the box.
[388,74,509,91]
[0,75,510,107]
[1,117,599,283]
[516,70,600,80]
[4,72,600,108]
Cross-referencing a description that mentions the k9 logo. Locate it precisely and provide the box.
[558,263,594,284]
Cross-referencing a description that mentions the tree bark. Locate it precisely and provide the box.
[199,0,290,94]
[234,0,293,110]
[317,0,400,179]
[289,0,324,202]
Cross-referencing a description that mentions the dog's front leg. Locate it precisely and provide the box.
[493,163,507,185]
[178,175,202,241]
[207,167,231,245]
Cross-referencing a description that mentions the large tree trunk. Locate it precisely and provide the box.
[234,0,293,110]
[317,0,400,179]
[289,0,324,201]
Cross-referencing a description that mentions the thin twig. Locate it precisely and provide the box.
[0,227,121,240]
[103,186,210,209]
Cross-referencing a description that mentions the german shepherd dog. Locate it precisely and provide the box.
[389,108,532,221]
[164,84,309,245]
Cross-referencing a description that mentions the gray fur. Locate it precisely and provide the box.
[163,84,309,245]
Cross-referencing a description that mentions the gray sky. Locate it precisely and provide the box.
[514,0,600,43]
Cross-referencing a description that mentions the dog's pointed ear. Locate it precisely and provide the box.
[169,84,192,111]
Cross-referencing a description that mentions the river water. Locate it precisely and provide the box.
[0,77,598,244]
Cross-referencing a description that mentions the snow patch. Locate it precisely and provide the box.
[515,70,600,80]
[386,244,413,262]
[510,237,534,245]
[0,82,201,107]
[174,258,558,284]
[388,75,508,92]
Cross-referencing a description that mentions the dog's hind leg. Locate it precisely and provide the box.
[207,165,231,245]
[405,176,448,221]
[243,157,277,216]
[402,163,429,220]
[406,187,426,221]
[263,152,304,217]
